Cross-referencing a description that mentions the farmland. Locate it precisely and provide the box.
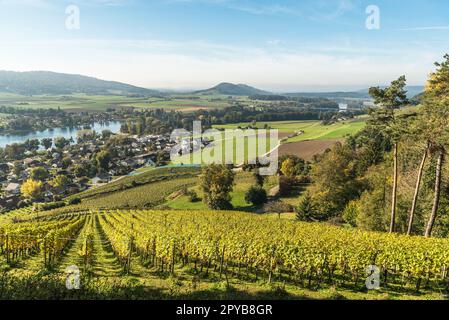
[212,118,366,160]
[0,207,447,300]
[278,140,344,161]
[214,118,366,143]
[0,93,240,112]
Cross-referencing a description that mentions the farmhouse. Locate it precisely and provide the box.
[4,182,21,195]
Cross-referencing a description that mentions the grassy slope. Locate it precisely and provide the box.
[172,131,278,166]
[164,172,278,211]
[67,167,201,210]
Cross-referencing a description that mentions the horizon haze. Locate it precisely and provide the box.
[1,0,448,91]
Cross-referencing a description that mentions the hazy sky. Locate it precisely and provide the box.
[1,0,449,91]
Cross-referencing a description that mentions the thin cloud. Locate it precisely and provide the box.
[165,0,303,16]
[0,37,435,90]
[399,26,449,31]
[0,0,131,7]
[309,0,358,21]
[77,0,132,6]
[0,0,50,7]
[166,0,358,20]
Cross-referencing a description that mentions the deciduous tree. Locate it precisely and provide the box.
[21,179,43,200]
[200,164,235,210]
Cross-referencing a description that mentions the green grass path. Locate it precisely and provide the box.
[57,222,89,274]
[91,214,123,277]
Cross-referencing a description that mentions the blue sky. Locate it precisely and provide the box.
[0,0,449,91]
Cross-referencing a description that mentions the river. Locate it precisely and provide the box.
[0,121,122,148]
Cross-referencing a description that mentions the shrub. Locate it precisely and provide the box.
[17,200,30,208]
[245,186,268,206]
[263,201,294,214]
[296,193,316,221]
[278,155,310,176]
[37,201,66,211]
[187,190,200,203]
[68,197,82,205]
[208,198,234,210]
[279,176,296,196]
[342,200,359,227]
[296,174,311,184]
[253,172,265,186]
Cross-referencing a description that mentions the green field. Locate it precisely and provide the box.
[171,118,366,167]
[172,130,278,166]
[0,93,140,111]
[132,95,234,110]
[0,93,239,112]
[214,118,366,142]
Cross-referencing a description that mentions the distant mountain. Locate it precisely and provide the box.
[354,86,424,99]
[194,82,270,96]
[285,86,424,100]
[0,71,158,96]
[404,86,425,99]
[410,92,425,105]
[285,91,372,99]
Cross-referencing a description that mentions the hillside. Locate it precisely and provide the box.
[69,166,200,209]
[194,82,271,96]
[0,206,446,299]
[0,71,158,96]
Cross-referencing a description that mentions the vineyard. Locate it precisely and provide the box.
[63,167,200,210]
[0,208,449,299]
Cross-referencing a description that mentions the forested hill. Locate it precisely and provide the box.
[0,71,159,96]
[194,82,271,96]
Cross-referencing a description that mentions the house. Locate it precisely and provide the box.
[4,183,21,195]
[0,195,20,210]
[92,172,111,185]
[52,153,61,159]
[0,163,9,174]
[24,158,37,167]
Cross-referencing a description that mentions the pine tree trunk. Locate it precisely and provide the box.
[390,143,398,233]
[407,142,429,235]
[425,149,444,238]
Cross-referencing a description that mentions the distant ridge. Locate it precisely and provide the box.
[194,82,271,96]
[284,86,424,100]
[193,83,424,99]
[0,71,158,96]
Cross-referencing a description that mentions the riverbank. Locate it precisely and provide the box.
[0,121,122,148]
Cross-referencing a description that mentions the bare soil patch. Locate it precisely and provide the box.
[278,139,342,160]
